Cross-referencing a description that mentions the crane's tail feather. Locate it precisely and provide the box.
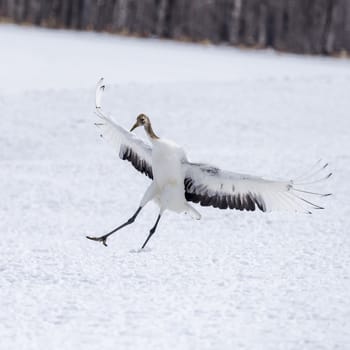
[186,204,202,220]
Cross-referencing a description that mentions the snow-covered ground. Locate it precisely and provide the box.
[0,24,350,350]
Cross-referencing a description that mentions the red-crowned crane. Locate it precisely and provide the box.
[87,79,331,249]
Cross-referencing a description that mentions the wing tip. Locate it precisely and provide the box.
[95,77,106,109]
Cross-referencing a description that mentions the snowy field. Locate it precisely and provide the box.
[0,24,350,350]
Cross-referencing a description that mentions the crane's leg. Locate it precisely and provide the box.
[86,207,142,246]
[86,182,157,247]
[185,203,201,220]
[141,214,162,249]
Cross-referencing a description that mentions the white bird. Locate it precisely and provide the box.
[87,78,332,249]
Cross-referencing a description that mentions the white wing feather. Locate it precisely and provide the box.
[94,78,153,179]
[93,79,331,214]
[183,162,331,213]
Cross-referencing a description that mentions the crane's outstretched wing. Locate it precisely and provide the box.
[94,78,153,179]
[182,161,331,213]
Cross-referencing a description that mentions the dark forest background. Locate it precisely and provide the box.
[1,0,350,55]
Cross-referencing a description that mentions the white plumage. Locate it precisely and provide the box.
[87,78,331,248]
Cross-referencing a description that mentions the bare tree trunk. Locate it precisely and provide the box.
[325,0,346,53]
[1,0,350,55]
[26,0,42,25]
[112,0,129,32]
[257,1,268,47]
[168,0,189,40]
[156,0,169,36]
[228,0,242,45]
[13,0,27,22]
[343,0,350,51]
[132,0,157,36]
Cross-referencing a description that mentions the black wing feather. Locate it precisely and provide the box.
[119,145,153,179]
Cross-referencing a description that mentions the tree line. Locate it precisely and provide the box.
[1,0,349,55]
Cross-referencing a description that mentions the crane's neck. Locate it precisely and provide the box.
[144,122,159,140]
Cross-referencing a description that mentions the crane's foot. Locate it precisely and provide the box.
[86,235,108,247]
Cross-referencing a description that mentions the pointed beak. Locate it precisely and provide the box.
[130,123,138,132]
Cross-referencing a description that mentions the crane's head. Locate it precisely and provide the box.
[130,113,159,139]
[130,113,150,132]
